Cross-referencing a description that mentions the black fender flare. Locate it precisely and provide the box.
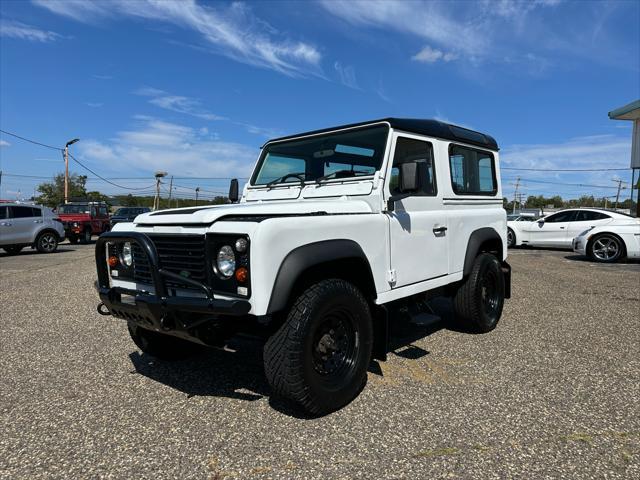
[266,239,375,314]
[463,227,504,276]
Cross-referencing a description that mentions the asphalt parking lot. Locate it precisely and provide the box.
[1,243,638,479]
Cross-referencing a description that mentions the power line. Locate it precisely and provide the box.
[0,129,63,151]
[67,153,156,191]
[502,166,630,172]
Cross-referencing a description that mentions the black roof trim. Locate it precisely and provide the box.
[263,118,499,151]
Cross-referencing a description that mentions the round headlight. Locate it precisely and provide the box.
[122,242,133,267]
[235,237,248,252]
[216,245,236,278]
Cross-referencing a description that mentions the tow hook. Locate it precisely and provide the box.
[97,302,111,316]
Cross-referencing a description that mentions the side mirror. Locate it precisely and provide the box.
[228,178,239,203]
[387,162,419,212]
[537,219,545,226]
[398,162,419,192]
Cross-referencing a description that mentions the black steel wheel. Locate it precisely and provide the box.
[588,233,624,263]
[264,279,373,415]
[36,231,58,253]
[453,253,505,333]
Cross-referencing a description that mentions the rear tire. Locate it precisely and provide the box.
[264,279,373,415]
[35,231,59,253]
[2,246,23,255]
[453,253,505,333]
[588,233,624,263]
[507,228,516,248]
[128,323,200,360]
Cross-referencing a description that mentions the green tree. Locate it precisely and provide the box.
[35,173,88,207]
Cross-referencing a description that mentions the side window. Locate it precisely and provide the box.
[31,207,42,217]
[390,137,436,196]
[576,211,610,221]
[10,206,36,218]
[0,206,7,219]
[546,211,576,223]
[91,207,98,217]
[99,206,108,216]
[449,145,497,195]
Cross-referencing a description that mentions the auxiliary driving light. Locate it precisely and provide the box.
[108,256,119,267]
[235,267,248,283]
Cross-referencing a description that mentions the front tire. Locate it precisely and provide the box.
[264,279,373,415]
[128,323,200,360]
[453,253,505,333]
[35,232,59,253]
[588,233,624,263]
[68,235,78,244]
[81,228,92,244]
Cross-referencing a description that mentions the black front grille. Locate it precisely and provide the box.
[131,234,206,291]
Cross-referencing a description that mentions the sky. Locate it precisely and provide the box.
[1,0,639,203]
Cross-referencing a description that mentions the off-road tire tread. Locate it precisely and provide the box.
[264,279,371,415]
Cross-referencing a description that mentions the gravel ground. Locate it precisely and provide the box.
[1,243,638,479]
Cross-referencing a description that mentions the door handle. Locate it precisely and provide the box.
[560,226,565,229]
[433,226,448,234]
[33,220,43,223]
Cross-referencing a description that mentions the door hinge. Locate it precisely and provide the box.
[387,269,397,286]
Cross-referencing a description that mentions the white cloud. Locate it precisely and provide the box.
[34,0,322,76]
[78,116,258,179]
[412,46,457,63]
[0,140,11,147]
[92,74,113,80]
[334,62,359,89]
[85,102,104,108]
[134,87,226,121]
[0,19,61,42]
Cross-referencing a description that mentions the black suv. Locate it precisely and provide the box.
[110,207,151,227]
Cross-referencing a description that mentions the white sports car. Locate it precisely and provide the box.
[572,221,640,263]
[508,208,640,261]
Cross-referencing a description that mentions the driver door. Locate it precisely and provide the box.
[387,134,448,287]
[528,210,576,247]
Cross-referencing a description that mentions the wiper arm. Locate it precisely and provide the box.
[315,169,371,184]
[266,173,306,188]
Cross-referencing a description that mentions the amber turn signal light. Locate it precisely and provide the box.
[235,267,248,283]
[108,256,119,267]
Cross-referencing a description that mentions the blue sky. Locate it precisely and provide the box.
[1,0,638,202]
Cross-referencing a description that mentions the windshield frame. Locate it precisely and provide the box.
[249,122,391,188]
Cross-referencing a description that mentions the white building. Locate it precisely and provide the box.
[608,99,640,216]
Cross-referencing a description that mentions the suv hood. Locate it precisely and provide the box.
[135,200,373,225]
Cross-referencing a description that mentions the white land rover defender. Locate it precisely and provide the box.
[95,118,511,414]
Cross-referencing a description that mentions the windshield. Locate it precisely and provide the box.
[251,125,389,186]
[58,205,89,214]
[115,208,144,216]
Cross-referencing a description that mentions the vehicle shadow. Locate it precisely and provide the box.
[0,248,77,257]
[127,296,464,418]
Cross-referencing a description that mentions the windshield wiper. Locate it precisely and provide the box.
[315,169,371,184]
[266,173,307,188]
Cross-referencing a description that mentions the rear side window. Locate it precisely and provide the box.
[576,211,610,221]
[31,207,42,217]
[449,145,497,195]
[10,206,36,218]
[390,137,436,196]
[0,206,7,219]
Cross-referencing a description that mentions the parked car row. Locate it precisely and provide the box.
[0,202,151,255]
[507,208,640,263]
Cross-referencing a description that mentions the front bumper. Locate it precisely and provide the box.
[95,232,251,335]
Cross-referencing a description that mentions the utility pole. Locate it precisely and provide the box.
[512,177,521,214]
[195,187,200,205]
[153,171,167,210]
[168,176,174,209]
[612,179,626,210]
[64,138,80,204]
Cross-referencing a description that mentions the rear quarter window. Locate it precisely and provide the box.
[448,144,497,195]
